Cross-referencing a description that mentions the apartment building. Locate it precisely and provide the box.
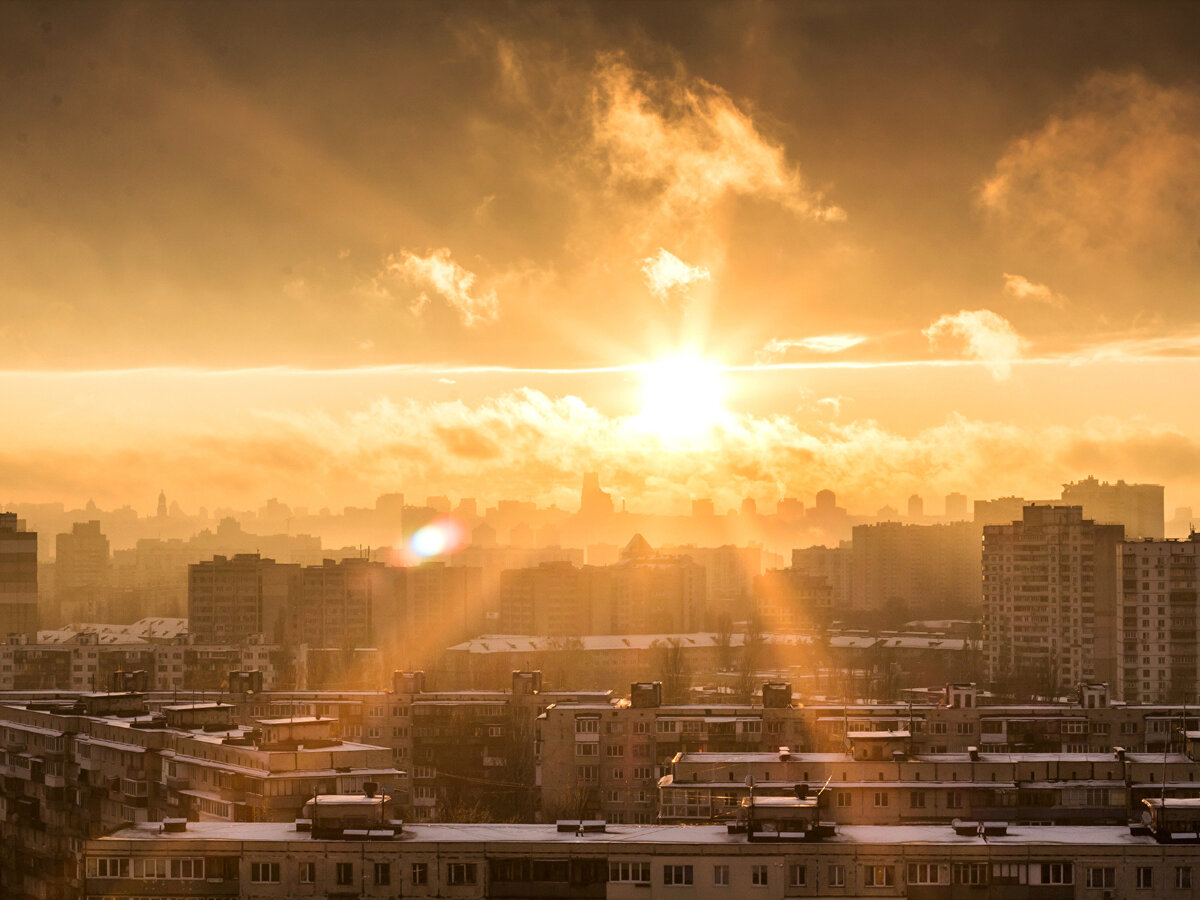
[1062,476,1165,540]
[0,512,38,640]
[52,520,110,625]
[1117,534,1200,703]
[188,554,301,645]
[83,809,1200,900]
[983,506,1123,694]
[659,741,1200,827]
[850,521,981,617]
[0,689,398,900]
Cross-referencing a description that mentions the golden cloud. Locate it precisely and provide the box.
[979,72,1200,261]
[385,248,499,326]
[641,248,711,300]
[923,309,1027,380]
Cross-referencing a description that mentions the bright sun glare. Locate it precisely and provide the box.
[635,355,729,440]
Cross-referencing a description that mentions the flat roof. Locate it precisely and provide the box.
[93,821,1158,848]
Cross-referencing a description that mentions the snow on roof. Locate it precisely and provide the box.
[95,821,1158,847]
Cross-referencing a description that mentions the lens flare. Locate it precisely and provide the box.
[408,516,466,559]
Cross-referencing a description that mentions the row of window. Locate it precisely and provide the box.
[91,857,1194,890]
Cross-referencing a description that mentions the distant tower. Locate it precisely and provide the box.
[580,473,614,518]
[815,489,836,512]
[156,490,167,519]
[740,497,757,518]
[945,492,969,521]
[907,494,924,519]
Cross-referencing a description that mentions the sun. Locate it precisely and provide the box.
[634,354,730,440]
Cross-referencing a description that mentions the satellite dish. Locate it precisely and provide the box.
[1141,810,1152,826]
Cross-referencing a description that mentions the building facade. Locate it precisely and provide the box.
[983,506,1123,694]
[1117,534,1200,703]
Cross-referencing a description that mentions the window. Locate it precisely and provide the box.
[1086,867,1114,889]
[946,790,964,809]
[790,864,807,886]
[1038,862,1073,885]
[412,862,428,885]
[336,862,354,886]
[873,791,889,807]
[865,865,895,887]
[575,742,599,756]
[1178,867,1192,890]
[714,864,730,885]
[606,744,626,757]
[610,862,650,883]
[954,863,987,885]
[447,862,477,885]
[87,858,129,878]
[908,863,942,884]
[752,864,769,885]
[910,790,926,808]
[633,766,653,780]
[836,791,852,807]
[299,861,315,883]
[829,865,846,887]
[992,863,1026,884]
[664,864,694,885]
[1136,867,1152,889]
[374,862,390,886]
[250,862,281,884]
[575,717,599,733]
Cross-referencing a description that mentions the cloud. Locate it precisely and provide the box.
[978,72,1200,261]
[923,309,1027,380]
[11,389,1200,521]
[590,54,845,231]
[1002,273,1066,307]
[755,335,866,363]
[385,248,498,326]
[641,248,711,299]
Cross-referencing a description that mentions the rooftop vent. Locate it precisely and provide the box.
[162,818,187,833]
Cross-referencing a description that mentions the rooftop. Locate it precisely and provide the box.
[95,821,1158,848]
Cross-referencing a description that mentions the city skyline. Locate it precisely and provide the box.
[2,2,1200,512]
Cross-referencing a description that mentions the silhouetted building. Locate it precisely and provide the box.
[188,554,300,644]
[579,472,614,518]
[974,495,1028,527]
[1061,476,1165,540]
[0,512,38,639]
[944,492,970,521]
[54,520,110,624]
[851,521,981,617]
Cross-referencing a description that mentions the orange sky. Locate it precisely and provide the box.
[2,2,1199,514]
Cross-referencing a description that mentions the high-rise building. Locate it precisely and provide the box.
[1117,534,1200,703]
[1061,476,1165,540]
[187,553,301,644]
[907,494,924,520]
[791,545,853,612]
[0,511,38,639]
[579,472,614,518]
[296,557,390,649]
[850,521,981,617]
[55,520,111,624]
[983,506,1123,694]
[974,496,1028,527]
[498,560,586,636]
[945,492,970,521]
